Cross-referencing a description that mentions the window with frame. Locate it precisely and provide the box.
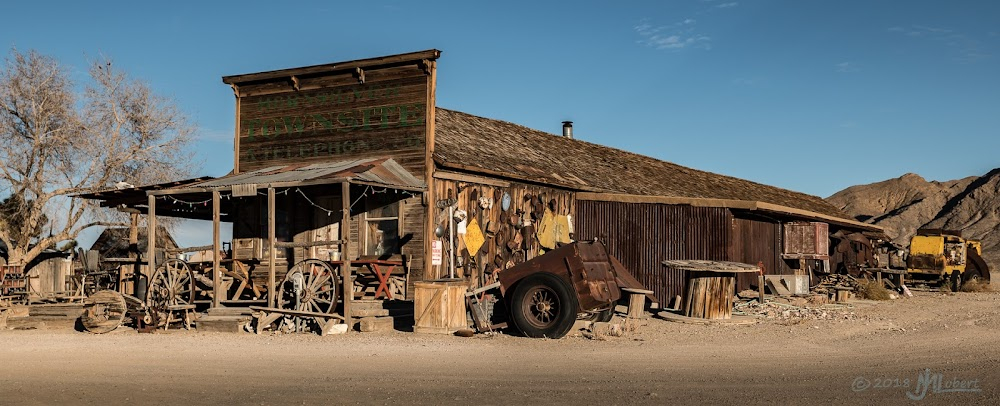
[363,202,401,257]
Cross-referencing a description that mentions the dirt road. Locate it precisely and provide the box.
[2,289,999,405]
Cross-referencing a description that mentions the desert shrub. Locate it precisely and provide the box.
[960,279,992,293]
[856,281,892,300]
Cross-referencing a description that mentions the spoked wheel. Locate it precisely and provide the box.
[508,272,579,339]
[81,290,128,334]
[147,259,193,324]
[277,259,338,333]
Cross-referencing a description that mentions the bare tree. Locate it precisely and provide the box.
[0,49,194,266]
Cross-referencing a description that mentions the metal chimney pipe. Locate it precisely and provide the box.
[562,121,573,139]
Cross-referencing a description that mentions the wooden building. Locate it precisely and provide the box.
[79,49,880,320]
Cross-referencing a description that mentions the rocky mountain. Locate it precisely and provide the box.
[827,170,1000,268]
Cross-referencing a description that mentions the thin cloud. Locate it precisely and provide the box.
[634,18,711,51]
[888,25,989,62]
[836,61,860,73]
[716,2,739,8]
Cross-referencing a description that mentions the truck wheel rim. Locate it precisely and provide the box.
[522,286,559,329]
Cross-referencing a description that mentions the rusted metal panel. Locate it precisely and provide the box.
[497,240,622,312]
[574,200,732,305]
[783,222,829,259]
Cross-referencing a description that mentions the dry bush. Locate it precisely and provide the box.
[856,280,892,300]
[961,279,993,293]
[939,281,953,293]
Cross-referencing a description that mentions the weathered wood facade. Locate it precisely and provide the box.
[79,49,882,322]
[223,51,438,298]
[429,172,575,284]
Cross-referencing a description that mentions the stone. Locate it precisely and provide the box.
[323,323,349,335]
[358,316,395,332]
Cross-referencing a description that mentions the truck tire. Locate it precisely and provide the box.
[967,250,991,283]
[508,272,579,339]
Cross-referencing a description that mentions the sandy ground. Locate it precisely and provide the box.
[3,288,1000,406]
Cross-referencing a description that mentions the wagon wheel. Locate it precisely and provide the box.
[147,259,193,324]
[277,259,338,333]
[81,290,128,334]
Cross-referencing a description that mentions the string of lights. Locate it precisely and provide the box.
[157,185,418,213]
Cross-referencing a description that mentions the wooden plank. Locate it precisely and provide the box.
[433,170,511,188]
[267,187,276,308]
[233,87,241,175]
[165,245,215,254]
[222,49,440,86]
[765,278,792,296]
[212,190,221,308]
[432,159,604,193]
[146,195,156,277]
[341,182,352,331]
[274,240,345,249]
[423,59,437,279]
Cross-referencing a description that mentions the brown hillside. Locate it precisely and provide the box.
[826,170,999,269]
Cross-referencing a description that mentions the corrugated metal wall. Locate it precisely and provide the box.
[575,201,731,304]
[731,214,780,291]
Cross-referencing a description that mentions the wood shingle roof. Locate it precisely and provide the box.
[434,108,849,219]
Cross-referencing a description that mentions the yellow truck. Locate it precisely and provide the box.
[907,229,990,290]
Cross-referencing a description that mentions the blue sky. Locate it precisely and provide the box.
[4,1,999,245]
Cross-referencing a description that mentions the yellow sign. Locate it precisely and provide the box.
[464,218,485,256]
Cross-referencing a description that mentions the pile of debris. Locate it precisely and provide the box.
[735,300,863,322]
[810,273,860,296]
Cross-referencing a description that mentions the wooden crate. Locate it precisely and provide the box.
[413,279,467,334]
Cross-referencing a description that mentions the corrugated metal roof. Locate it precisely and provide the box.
[186,157,425,191]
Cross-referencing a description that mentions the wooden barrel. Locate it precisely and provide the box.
[682,271,736,319]
[413,279,467,334]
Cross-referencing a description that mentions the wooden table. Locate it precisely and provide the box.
[662,260,760,320]
[353,259,403,300]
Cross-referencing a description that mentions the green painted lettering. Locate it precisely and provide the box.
[337,112,357,132]
[261,118,277,138]
[399,104,425,127]
[282,116,304,134]
[376,106,398,129]
[313,113,334,130]
[243,119,261,141]
[361,108,373,130]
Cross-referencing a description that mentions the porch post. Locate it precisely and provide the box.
[267,187,276,308]
[212,190,221,308]
[341,182,352,330]
[146,194,156,278]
